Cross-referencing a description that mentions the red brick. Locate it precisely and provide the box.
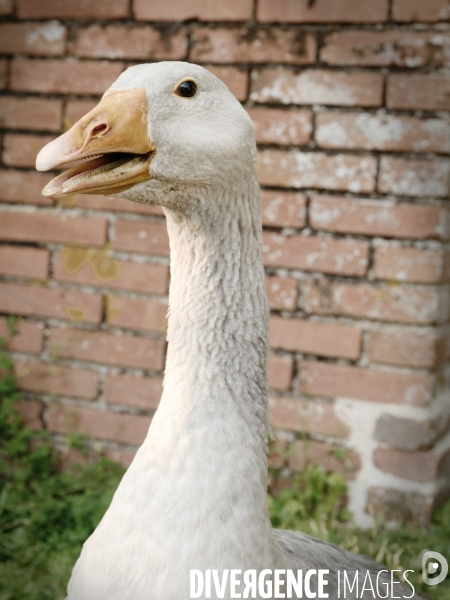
[48,404,151,446]
[16,360,98,400]
[64,99,98,128]
[10,59,124,95]
[0,0,13,15]
[374,413,439,450]
[73,25,188,60]
[269,395,349,437]
[321,30,450,68]
[309,196,449,240]
[386,74,450,111]
[262,232,369,276]
[0,211,107,245]
[367,487,433,528]
[368,329,437,369]
[265,275,298,311]
[303,279,445,325]
[0,246,49,280]
[2,134,56,168]
[269,315,361,360]
[0,317,43,354]
[392,0,450,22]
[69,194,164,216]
[48,327,166,371]
[0,59,7,89]
[315,113,450,154]
[106,296,167,333]
[248,108,312,146]
[267,354,293,391]
[258,150,376,193]
[17,0,130,19]
[0,170,54,206]
[378,157,450,198]
[15,398,43,430]
[204,66,248,101]
[0,97,62,132]
[133,0,253,21]
[104,373,162,410]
[261,190,306,229]
[54,251,169,295]
[114,219,169,256]
[257,0,388,23]
[0,283,102,323]
[374,246,445,284]
[298,360,433,406]
[289,440,360,479]
[0,22,67,56]
[105,448,136,468]
[191,27,316,65]
[374,447,440,483]
[250,69,383,107]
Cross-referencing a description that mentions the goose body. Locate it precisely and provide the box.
[36,62,421,600]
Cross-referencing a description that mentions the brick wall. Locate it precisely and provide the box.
[0,0,449,527]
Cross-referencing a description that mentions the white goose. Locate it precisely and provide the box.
[36,62,421,600]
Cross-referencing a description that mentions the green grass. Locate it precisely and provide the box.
[0,340,448,599]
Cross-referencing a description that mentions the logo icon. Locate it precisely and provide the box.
[422,551,448,586]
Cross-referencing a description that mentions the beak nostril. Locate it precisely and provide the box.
[91,123,108,138]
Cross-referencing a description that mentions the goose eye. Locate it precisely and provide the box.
[175,80,198,98]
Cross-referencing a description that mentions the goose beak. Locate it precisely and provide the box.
[36,87,155,199]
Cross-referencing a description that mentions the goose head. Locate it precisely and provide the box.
[36,61,256,208]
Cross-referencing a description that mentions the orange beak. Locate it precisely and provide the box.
[36,87,155,199]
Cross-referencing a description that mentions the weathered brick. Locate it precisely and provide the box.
[386,73,450,111]
[104,373,162,410]
[0,170,54,206]
[191,27,316,65]
[2,134,56,168]
[133,0,253,21]
[315,113,450,154]
[374,447,440,482]
[374,414,439,451]
[64,99,99,129]
[0,317,43,354]
[298,360,433,406]
[17,0,130,19]
[0,0,13,15]
[0,22,67,56]
[250,69,383,107]
[0,97,62,132]
[114,220,169,256]
[0,59,7,89]
[10,59,124,95]
[392,0,450,22]
[257,0,388,23]
[48,327,166,371]
[269,315,361,360]
[265,275,298,311]
[258,150,376,193]
[68,194,164,216]
[368,329,437,369]
[261,190,306,229]
[374,246,445,284]
[0,283,102,323]
[378,157,450,198]
[267,354,293,391]
[303,279,445,325]
[48,404,151,446]
[309,196,449,240]
[289,440,360,479]
[0,211,107,245]
[105,448,136,467]
[16,360,98,400]
[367,487,433,527]
[106,296,167,333]
[263,232,369,276]
[54,251,169,295]
[205,65,248,101]
[73,25,188,60]
[15,398,43,430]
[248,108,312,146]
[269,396,349,437]
[321,30,450,68]
[0,245,49,280]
